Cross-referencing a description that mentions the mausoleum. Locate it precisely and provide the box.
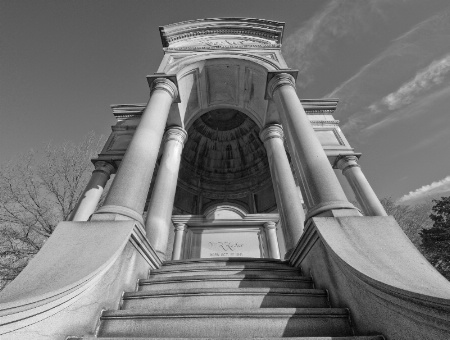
[1,18,449,340]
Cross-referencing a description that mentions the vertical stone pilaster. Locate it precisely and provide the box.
[172,223,187,260]
[260,124,304,256]
[336,155,387,216]
[94,76,179,225]
[264,221,280,259]
[266,72,359,219]
[145,127,187,258]
[69,161,116,221]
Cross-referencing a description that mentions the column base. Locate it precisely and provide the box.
[92,205,145,227]
[305,201,360,220]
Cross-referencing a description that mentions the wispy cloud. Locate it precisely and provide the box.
[398,176,450,204]
[331,8,450,136]
[363,83,450,133]
[282,0,389,87]
[373,53,450,112]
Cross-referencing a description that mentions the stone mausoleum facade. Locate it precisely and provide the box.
[1,18,449,340]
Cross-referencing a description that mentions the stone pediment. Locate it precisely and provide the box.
[159,18,284,51]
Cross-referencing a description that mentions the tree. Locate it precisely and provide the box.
[421,196,450,280]
[0,133,105,290]
[380,197,432,248]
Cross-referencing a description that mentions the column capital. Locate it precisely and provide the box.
[174,223,187,232]
[264,221,277,230]
[265,70,298,99]
[260,124,284,142]
[335,154,361,173]
[164,126,188,146]
[92,160,116,176]
[147,74,180,103]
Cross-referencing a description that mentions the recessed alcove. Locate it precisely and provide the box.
[172,108,277,215]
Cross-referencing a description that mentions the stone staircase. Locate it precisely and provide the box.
[82,258,384,339]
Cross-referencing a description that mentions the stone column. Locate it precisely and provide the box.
[172,223,186,260]
[336,155,387,216]
[95,77,178,225]
[264,221,280,259]
[267,72,358,219]
[260,124,304,255]
[69,161,115,221]
[145,127,187,258]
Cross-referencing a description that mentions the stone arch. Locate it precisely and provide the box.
[163,55,283,130]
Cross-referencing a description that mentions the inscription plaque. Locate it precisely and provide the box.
[186,227,266,258]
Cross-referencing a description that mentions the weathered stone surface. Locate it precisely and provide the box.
[148,264,302,277]
[88,259,384,339]
[291,216,450,340]
[138,273,314,291]
[121,287,329,310]
[0,221,159,339]
[97,308,353,338]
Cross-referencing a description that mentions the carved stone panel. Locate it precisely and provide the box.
[206,65,239,106]
[186,227,267,259]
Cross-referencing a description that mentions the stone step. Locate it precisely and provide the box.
[78,336,385,340]
[122,288,329,310]
[138,274,314,291]
[149,265,303,278]
[162,257,292,270]
[97,308,353,338]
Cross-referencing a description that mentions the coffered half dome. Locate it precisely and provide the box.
[173,108,276,215]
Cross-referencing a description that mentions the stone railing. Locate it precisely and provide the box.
[0,220,161,339]
[290,216,450,340]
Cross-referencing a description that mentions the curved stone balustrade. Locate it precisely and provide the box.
[290,216,450,340]
[0,221,161,338]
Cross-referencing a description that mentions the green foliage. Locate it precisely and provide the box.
[0,133,104,290]
[420,196,450,280]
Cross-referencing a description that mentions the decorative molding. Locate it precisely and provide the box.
[164,126,188,145]
[174,223,187,232]
[148,76,180,103]
[172,212,279,227]
[93,161,116,176]
[110,98,338,122]
[310,120,340,125]
[266,71,298,99]
[313,127,347,147]
[333,153,362,171]
[263,221,277,230]
[166,44,281,51]
[166,31,278,45]
[259,124,284,142]
[159,18,285,49]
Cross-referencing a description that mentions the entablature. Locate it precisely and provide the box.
[159,18,284,52]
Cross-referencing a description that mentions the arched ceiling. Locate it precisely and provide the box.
[174,108,276,214]
[180,108,270,191]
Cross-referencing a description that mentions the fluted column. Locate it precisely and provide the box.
[95,77,178,224]
[336,155,387,216]
[260,124,304,255]
[172,223,187,260]
[145,127,187,258]
[267,72,358,219]
[264,221,280,259]
[69,161,115,221]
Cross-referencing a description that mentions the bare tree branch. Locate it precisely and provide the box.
[0,132,105,290]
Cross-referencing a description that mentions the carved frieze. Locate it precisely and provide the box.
[159,18,284,51]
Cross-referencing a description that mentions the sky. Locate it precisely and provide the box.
[1,0,449,205]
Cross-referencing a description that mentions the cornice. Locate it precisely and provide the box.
[110,99,339,121]
[159,18,284,50]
